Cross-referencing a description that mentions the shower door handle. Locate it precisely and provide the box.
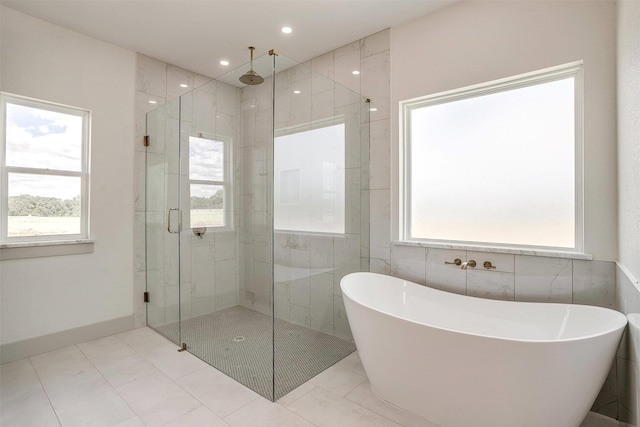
[167,208,181,234]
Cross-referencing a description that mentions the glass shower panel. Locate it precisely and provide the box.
[145,97,182,345]
[144,51,370,402]
[176,57,277,400]
[272,56,370,399]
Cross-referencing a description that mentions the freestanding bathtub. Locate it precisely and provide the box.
[341,272,627,427]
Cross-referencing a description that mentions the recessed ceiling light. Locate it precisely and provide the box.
[352,70,360,75]
[281,26,293,34]
[293,90,301,94]
[369,107,378,112]
[148,100,157,104]
[220,60,230,66]
[180,83,188,88]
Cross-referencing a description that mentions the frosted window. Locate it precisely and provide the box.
[274,124,345,234]
[1,93,89,242]
[404,69,580,250]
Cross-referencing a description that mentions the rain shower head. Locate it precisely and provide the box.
[239,46,264,85]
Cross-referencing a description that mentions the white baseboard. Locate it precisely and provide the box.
[0,315,135,364]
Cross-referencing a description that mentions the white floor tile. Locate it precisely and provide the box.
[289,387,401,427]
[0,385,61,427]
[89,346,159,388]
[49,376,135,427]
[224,398,315,427]
[309,360,366,396]
[345,380,438,427]
[175,367,260,418]
[114,417,147,427]
[0,358,41,397]
[276,382,316,407]
[116,371,200,427]
[163,405,230,427]
[30,345,104,397]
[78,335,130,359]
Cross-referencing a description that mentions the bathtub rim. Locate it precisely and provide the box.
[341,272,628,344]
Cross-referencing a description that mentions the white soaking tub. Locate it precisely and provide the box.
[341,272,627,427]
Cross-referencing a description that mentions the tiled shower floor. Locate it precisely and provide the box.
[156,305,356,400]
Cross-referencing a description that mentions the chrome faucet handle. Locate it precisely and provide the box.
[444,258,462,266]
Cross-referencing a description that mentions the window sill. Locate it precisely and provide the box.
[0,239,95,260]
[392,240,592,260]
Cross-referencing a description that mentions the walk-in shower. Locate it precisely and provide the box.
[144,50,370,400]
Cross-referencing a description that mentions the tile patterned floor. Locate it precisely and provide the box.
[0,326,623,427]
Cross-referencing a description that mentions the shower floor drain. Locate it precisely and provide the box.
[232,336,246,342]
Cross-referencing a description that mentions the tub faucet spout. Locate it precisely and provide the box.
[461,260,476,270]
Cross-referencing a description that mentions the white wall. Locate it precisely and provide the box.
[0,7,136,344]
[390,0,617,260]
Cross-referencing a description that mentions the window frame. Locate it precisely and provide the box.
[400,61,584,253]
[0,92,91,244]
[187,132,232,231]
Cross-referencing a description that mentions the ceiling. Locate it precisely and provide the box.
[1,0,455,79]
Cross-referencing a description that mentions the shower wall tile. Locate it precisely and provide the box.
[467,269,515,301]
[137,55,167,98]
[291,78,312,126]
[290,277,311,309]
[274,281,290,321]
[591,363,619,418]
[514,256,572,303]
[214,259,238,307]
[213,230,236,261]
[361,29,390,59]
[217,82,239,116]
[290,305,311,328]
[134,272,147,328]
[468,251,515,274]
[333,295,353,340]
[369,119,390,190]
[311,52,335,87]
[193,73,213,90]
[309,236,334,270]
[360,50,390,121]
[573,260,616,308]
[369,189,391,260]
[310,272,335,332]
[425,248,467,294]
[134,150,146,212]
[333,234,361,297]
[370,258,391,275]
[191,245,215,299]
[390,245,426,285]
[166,65,193,100]
[311,89,335,121]
[334,41,362,93]
[346,169,362,234]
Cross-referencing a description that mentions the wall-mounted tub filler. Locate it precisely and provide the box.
[192,227,206,239]
[341,272,627,427]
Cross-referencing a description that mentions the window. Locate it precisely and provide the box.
[188,134,230,229]
[274,120,345,234]
[401,62,583,252]
[1,93,90,243]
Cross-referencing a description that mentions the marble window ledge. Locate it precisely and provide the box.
[392,240,593,260]
[0,239,95,260]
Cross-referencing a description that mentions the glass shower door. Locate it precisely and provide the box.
[145,97,182,345]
